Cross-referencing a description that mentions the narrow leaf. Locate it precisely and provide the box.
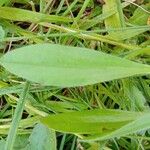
[82,113,150,141]
[105,26,150,41]
[0,7,72,23]
[103,0,125,39]
[129,4,150,25]
[41,109,143,134]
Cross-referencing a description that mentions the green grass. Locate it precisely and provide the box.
[0,0,150,150]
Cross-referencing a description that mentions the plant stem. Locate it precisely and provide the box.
[4,81,30,150]
[40,22,140,50]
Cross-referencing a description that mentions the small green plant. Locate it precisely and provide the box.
[0,43,150,149]
[0,0,150,149]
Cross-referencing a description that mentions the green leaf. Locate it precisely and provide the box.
[10,124,56,150]
[0,0,10,6]
[80,8,116,29]
[27,123,56,150]
[0,7,72,23]
[0,44,150,87]
[82,113,150,141]
[12,0,39,4]
[45,101,87,113]
[103,0,125,39]
[0,25,5,49]
[0,139,5,150]
[105,26,150,41]
[123,80,148,111]
[0,26,5,41]
[129,4,150,25]
[41,109,142,134]
[13,135,30,150]
[103,113,150,140]
[103,0,125,29]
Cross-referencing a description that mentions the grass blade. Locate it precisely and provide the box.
[0,7,72,23]
[4,82,30,150]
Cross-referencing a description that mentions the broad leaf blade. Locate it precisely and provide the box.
[27,123,56,150]
[41,109,142,134]
[13,135,29,150]
[0,44,150,87]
